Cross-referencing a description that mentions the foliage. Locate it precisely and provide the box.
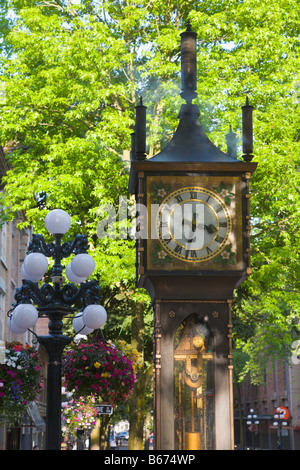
[63,336,136,406]
[62,397,98,438]
[0,342,44,428]
[190,0,300,381]
[0,0,299,393]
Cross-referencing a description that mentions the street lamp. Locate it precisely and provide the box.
[273,407,288,450]
[246,408,260,450]
[7,209,107,450]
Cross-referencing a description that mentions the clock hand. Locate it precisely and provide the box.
[204,224,217,234]
[182,218,205,229]
[192,212,197,232]
[182,218,216,239]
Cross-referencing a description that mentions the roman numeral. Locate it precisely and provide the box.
[174,244,182,254]
[175,194,183,203]
[186,249,198,259]
[215,234,225,244]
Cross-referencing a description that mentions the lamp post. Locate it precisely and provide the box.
[273,407,288,450]
[246,408,260,450]
[7,209,107,450]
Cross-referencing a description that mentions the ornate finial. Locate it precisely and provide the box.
[226,125,237,159]
[186,19,192,31]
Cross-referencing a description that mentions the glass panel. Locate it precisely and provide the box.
[174,314,215,450]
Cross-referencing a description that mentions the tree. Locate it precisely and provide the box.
[0,0,191,447]
[190,0,300,381]
[1,0,300,446]
[0,0,149,446]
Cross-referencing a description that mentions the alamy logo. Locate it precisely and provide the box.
[0,340,5,364]
[0,81,6,104]
[96,197,206,244]
[292,81,300,105]
[291,340,300,365]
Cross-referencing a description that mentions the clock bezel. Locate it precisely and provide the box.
[142,171,247,275]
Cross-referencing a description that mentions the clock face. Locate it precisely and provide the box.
[157,187,231,262]
[146,175,244,271]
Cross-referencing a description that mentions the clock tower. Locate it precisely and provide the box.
[129,21,256,450]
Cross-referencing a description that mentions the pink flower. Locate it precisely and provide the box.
[7,371,16,378]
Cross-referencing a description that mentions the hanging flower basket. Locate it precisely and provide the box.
[62,397,98,438]
[0,342,44,428]
[63,336,136,406]
[248,424,258,433]
[109,339,143,375]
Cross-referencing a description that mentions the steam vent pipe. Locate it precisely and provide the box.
[180,20,198,104]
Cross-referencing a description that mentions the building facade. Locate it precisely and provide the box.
[0,145,46,450]
[234,359,300,450]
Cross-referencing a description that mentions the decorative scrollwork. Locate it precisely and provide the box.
[13,278,101,311]
[61,283,79,305]
[61,234,89,258]
[78,281,102,308]
[27,233,89,260]
[27,234,55,257]
[14,283,33,305]
[14,280,53,307]
[39,284,55,304]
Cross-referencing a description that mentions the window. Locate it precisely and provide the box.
[0,292,5,340]
[0,223,7,265]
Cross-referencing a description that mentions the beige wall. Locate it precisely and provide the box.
[0,216,33,344]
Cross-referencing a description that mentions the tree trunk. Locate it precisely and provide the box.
[236,382,244,449]
[128,301,145,450]
[99,414,111,450]
[144,397,153,450]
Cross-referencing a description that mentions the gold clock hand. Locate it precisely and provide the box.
[204,224,217,234]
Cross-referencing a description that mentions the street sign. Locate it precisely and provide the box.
[96,404,113,415]
[275,406,289,420]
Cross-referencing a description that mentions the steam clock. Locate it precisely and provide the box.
[129,22,257,450]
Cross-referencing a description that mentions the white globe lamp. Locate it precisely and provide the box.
[45,209,71,235]
[23,252,48,280]
[13,303,39,329]
[72,312,94,335]
[65,263,86,284]
[21,264,41,282]
[7,315,28,334]
[82,304,107,330]
[71,253,95,278]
